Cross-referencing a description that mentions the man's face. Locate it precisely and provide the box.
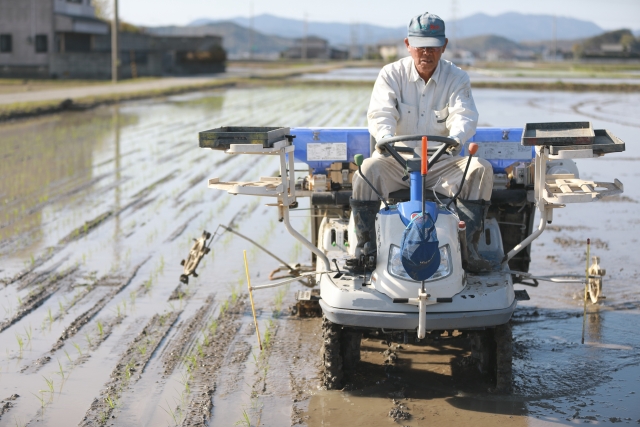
[404,38,448,79]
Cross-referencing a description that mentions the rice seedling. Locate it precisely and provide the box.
[161,400,180,426]
[15,334,24,355]
[208,319,218,336]
[64,349,72,363]
[58,300,65,315]
[2,303,14,317]
[97,320,104,337]
[196,342,204,359]
[124,359,135,383]
[43,376,54,395]
[220,300,229,316]
[16,295,23,306]
[234,408,251,427]
[85,332,94,347]
[55,359,65,380]
[31,392,46,411]
[105,395,117,409]
[137,344,147,356]
[72,341,83,356]
[24,324,33,344]
[201,330,210,346]
[47,307,54,325]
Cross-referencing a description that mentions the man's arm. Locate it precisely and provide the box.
[367,69,400,141]
[446,76,479,156]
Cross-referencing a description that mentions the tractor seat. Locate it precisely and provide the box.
[387,189,453,204]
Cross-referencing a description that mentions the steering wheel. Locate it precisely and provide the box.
[375,134,459,170]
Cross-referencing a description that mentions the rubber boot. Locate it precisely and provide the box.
[456,199,497,273]
[345,199,379,272]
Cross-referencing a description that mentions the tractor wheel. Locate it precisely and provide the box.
[494,322,513,393]
[321,316,343,389]
[340,328,362,373]
[470,322,512,393]
[321,316,361,390]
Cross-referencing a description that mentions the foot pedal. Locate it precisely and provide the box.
[514,289,530,301]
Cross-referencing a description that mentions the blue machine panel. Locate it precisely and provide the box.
[289,127,533,174]
[290,127,371,172]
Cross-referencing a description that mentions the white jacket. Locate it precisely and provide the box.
[367,56,478,156]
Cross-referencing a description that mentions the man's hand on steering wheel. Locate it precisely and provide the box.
[375,134,460,170]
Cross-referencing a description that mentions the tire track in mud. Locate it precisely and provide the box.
[1,249,62,287]
[17,260,150,374]
[0,394,19,421]
[162,294,216,376]
[79,310,181,426]
[58,211,114,245]
[49,262,147,353]
[571,99,640,129]
[131,170,180,199]
[180,297,247,427]
[0,173,111,233]
[0,266,79,333]
[165,211,203,243]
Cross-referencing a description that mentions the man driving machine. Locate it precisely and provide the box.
[351,12,495,273]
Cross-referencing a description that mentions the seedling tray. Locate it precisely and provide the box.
[522,122,594,146]
[199,126,290,150]
[549,129,626,155]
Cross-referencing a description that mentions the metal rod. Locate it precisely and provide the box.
[111,0,118,83]
[282,205,331,271]
[356,166,389,210]
[250,271,321,290]
[243,250,262,351]
[221,225,293,273]
[581,238,590,344]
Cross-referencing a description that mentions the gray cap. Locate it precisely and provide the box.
[407,12,446,48]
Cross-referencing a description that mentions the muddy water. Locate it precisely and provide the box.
[0,86,639,426]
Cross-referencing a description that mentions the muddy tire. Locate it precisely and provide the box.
[494,322,513,393]
[470,322,512,393]
[340,328,362,373]
[321,316,343,389]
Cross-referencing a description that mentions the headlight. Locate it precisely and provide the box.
[388,244,452,281]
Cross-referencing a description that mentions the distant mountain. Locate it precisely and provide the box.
[190,14,404,46]
[454,12,603,42]
[146,21,293,56]
[189,12,605,45]
[456,35,524,54]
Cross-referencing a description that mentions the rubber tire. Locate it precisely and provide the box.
[470,323,513,393]
[494,322,513,393]
[321,315,343,390]
[341,329,362,374]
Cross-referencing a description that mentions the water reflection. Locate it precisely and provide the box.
[0,112,131,254]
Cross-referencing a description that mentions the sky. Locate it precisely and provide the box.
[118,0,640,30]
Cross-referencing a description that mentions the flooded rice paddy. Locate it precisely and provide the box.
[0,85,639,426]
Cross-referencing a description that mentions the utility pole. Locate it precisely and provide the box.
[249,1,253,60]
[302,12,307,61]
[552,15,557,62]
[111,0,119,83]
